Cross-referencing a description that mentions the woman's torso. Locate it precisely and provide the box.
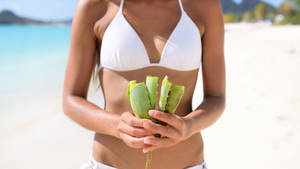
[92,0,205,168]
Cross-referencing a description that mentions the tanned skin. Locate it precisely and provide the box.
[63,0,225,168]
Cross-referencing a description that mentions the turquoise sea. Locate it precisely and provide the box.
[0,25,72,133]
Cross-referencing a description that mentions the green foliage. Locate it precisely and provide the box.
[290,0,300,5]
[280,2,292,15]
[286,10,300,24]
[275,0,300,24]
[242,11,253,22]
[222,0,300,25]
[235,13,243,22]
[255,3,267,20]
[285,0,300,10]
[266,9,279,22]
[224,12,236,22]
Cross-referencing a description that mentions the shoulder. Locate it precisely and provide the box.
[191,0,223,22]
[75,0,123,38]
[193,0,222,11]
[72,0,110,37]
[203,0,223,15]
[74,0,108,20]
[73,0,109,27]
[184,0,223,36]
[189,0,224,35]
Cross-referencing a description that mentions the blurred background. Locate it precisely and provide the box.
[0,0,299,169]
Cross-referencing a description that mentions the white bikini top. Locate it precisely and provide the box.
[98,0,202,71]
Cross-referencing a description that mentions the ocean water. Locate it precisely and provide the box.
[0,24,71,90]
[0,25,72,134]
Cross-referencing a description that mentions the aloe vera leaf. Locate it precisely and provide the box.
[145,75,162,125]
[145,151,152,169]
[165,84,185,114]
[128,81,153,169]
[129,82,151,119]
[158,76,172,112]
[126,80,136,100]
[146,75,158,109]
[127,80,154,169]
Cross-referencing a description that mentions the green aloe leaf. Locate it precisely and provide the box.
[128,82,151,119]
[146,75,158,109]
[126,75,184,169]
[165,84,185,114]
[126,80,136,100]
[158,76,172,112]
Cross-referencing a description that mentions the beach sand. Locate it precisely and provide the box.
[0,23,299,169]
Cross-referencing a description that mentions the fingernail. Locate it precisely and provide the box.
[149,110,155,116]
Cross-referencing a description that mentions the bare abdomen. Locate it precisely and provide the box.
[92,67,203,169]
[93,132,204,169]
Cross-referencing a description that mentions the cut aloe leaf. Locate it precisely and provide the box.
[165,84,185,114]
[158,76,172,112]
[146,75,158,109]
[126,75,184,169]
[126,80,136,100]
[129,82,151,119]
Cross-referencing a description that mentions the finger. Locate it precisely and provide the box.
[119,132,145,149]
[121,112,144,127]
[149,110,183,129]
[118,122,152,138]
[144,135,175,146]
[143,120,181,139]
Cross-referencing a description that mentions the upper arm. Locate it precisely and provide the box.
[63,0,106,99]
[200,0,225,98]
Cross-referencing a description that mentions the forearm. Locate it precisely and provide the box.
[184,95,226,137]
[63,95,121,139]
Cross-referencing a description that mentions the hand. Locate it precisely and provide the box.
[142,110,191,153]
[117,112,153,149]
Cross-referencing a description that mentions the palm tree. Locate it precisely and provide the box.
[280,2,292,15]
[224,12,236,23]
[242,11,252,22]
[254,3,267,21]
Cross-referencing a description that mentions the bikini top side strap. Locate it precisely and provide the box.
[177,0,184,12]
[120,0,124,11]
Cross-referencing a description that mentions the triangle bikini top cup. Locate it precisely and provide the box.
[98,0,202,71]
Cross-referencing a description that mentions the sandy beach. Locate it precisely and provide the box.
[0,23,299,169]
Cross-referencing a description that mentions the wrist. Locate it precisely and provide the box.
[113,115,122,139]
[114,129,121,139]
[100,111,121,139]
[182,115,195,140]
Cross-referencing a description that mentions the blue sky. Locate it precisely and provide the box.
[0,0,285,20]
[0,0,77,20]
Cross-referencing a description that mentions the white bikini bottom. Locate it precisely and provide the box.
[81,156,207,169]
